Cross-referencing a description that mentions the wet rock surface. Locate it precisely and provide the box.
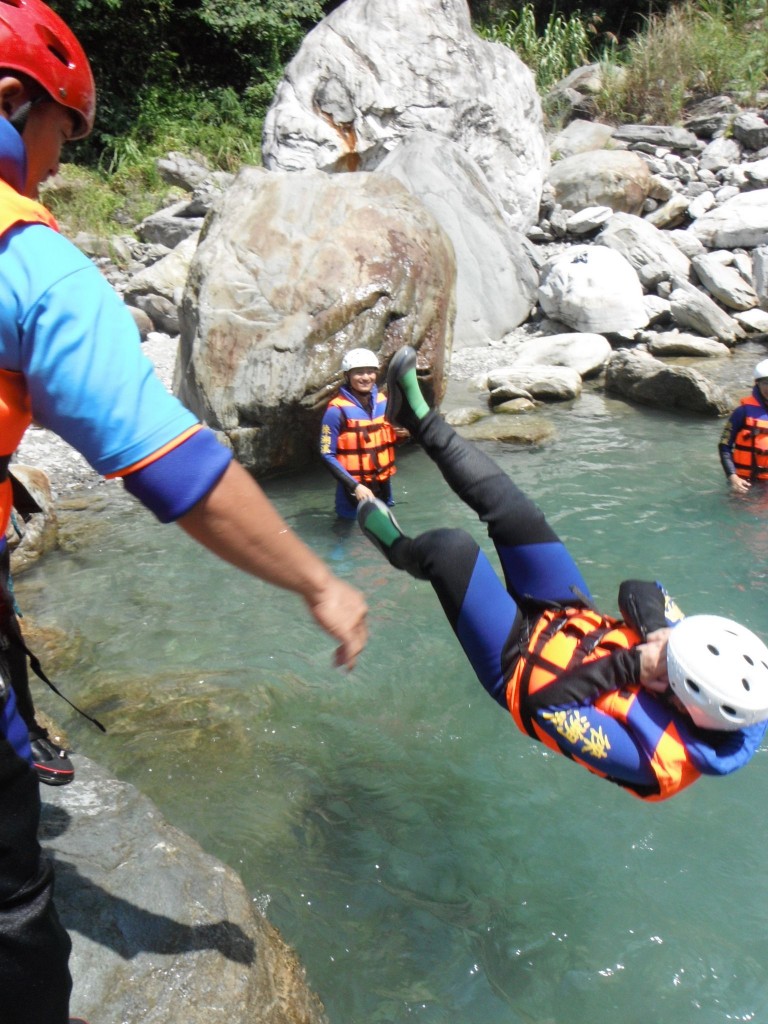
[42,755,329,1024]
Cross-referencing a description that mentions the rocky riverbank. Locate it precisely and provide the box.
[42,756,329,1024]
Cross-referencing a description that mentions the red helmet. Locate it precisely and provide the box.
[0,0,95,139]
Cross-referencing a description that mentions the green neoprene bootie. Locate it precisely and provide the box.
[385,346,430,433]
[357,499,428,579]
[357,499,406,559]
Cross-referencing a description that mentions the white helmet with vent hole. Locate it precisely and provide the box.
[666,615,768,731]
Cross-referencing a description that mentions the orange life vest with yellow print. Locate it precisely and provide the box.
[0,180,59,534]
[732,396,768,480]
[328,393,397,484]
[506,607,702,801]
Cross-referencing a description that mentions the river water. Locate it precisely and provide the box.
[15,342,768,1024]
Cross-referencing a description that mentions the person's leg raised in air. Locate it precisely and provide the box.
[383,346,592,609]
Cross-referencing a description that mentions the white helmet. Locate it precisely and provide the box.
[666,615,768,731]
[755,359,768,380]
[342,349,379,373]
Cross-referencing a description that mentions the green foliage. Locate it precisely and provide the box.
[41,162,167,240]
[477,4,597,92]
[50,0,323,159]
[598,0,768,124]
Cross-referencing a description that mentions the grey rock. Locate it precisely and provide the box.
[687,190,716,220]
[6,464,57,573]
[644,192,690,229]
[734,307,768,332]
[492,397,537,414]
[550,63,605,97]
[683,95,739,138]
[605,348,732,414]
[377,133,538,347]
[565,206,614,235]
[733,112,768,151]
[126,233,199,300]
[647,174,676,202]
[668,229,707,260]
[643,294,672,325]
[42,756,328,1024]
[549,118,615,159]
[611,124,702,153]
[641,329,731,358]
[443,406,487,426]
[137,202,205,248]
[744,156,768,188]
[502,332,612,378]
[457,414,556,445]
[669,285,745,344]
[126,305,154,340]
[691,252,758,311]
[691,189,768,248]
[548,150,651,215]
[131,293,180,336]
[156,151,213,190]
[752,245,768,310]
[177,167,455,475]
[599,212,691,281]
[487,365,582,403]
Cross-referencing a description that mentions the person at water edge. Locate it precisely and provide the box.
[719,359,768,494]
[359,345,768,802]
[0,2,368,1021]
[320,347,405,520]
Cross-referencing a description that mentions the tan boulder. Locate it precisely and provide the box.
[176,167,455,476]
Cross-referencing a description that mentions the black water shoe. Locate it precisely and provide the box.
[31,734,74,786]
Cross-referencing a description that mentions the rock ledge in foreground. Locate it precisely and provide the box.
[41,755,328,1024]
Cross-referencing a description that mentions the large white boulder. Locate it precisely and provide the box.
[261,0,548,231]
[377,132,538,348]
[537,245,648,334]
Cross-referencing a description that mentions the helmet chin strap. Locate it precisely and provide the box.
[9,99,33,136]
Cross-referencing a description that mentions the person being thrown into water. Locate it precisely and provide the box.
[358,345,768,802]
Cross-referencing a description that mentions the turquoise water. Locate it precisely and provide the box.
[16,344,768,1024]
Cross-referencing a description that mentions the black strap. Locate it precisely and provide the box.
[0,554,105,733]
[21,636,106,733]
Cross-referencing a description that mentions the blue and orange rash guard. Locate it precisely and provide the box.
[0,122,232,529]
[506,581,767,800]
[719,387,768,481]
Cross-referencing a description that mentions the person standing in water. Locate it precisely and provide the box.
[358,346,768,802]
[320,347,404,520]
[719,359,768,494]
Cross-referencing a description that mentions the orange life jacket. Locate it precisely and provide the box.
[0,180,59,534]
[732,396,768,480]
[506,607,702,801]
[328,393,397,484]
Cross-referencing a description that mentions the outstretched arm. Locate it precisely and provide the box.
[178,461,368,669]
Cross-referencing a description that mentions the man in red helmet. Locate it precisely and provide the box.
[0,1,368,1020]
